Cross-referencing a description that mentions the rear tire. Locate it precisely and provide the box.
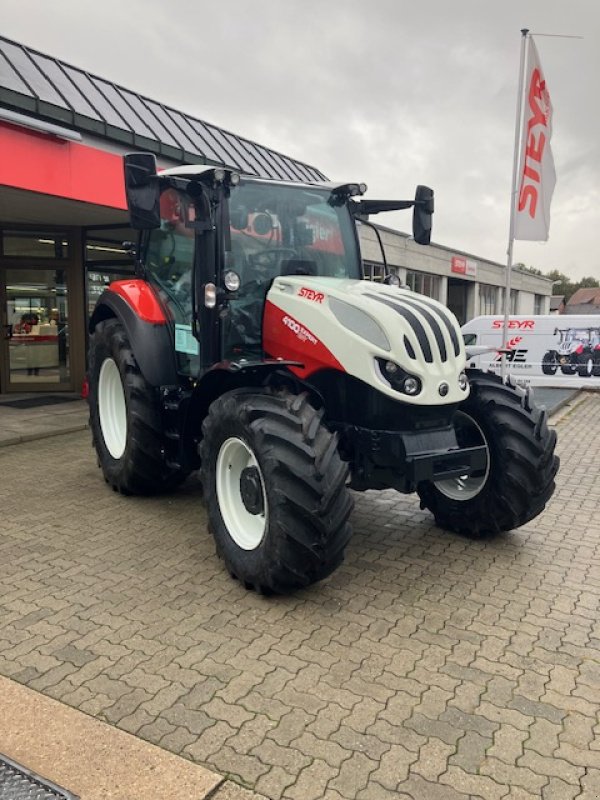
[199,389,353,594]
[88,318,188,494]
[417,372,558,537]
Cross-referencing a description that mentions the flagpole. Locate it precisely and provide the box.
[501,28,529,381]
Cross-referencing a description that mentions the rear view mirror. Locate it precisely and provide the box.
[413,185,434,245]
[124,153,160,230]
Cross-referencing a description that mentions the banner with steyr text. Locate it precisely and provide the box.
[514,37,556,241]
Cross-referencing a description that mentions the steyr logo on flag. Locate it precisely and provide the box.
[515,38,556,241]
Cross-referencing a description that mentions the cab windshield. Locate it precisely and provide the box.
[222,181,361,360]
[226,181,361,283]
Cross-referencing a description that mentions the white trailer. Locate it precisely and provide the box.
[461,315,600,387]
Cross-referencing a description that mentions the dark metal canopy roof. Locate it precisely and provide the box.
[0,35,327,183]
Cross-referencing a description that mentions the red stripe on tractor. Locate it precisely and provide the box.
[263,299,344,378]
[109,280,167,324]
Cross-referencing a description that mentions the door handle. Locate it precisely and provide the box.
[3,324,13,340]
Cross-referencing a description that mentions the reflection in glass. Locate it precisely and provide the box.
[5,269,69,385]
[3,231,69,259]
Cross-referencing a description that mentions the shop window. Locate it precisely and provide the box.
[362,261,386,282]
[86,269,134,318]
[534,294,544,315]
[406,270,441,300]
[4,268,70,386]
[498,288,519,314]
[480,284,497,315]
[85,238,132,263]
[1,230,69,259]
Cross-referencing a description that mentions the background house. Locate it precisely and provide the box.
[566,287,600,315]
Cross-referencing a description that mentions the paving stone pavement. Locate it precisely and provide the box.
[0,393,599,800]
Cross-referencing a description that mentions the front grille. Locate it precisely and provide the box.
[365,292,461,364]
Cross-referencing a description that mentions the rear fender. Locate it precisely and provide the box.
[89,288,179,387]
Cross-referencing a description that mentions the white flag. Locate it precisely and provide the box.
[514,38,556,241]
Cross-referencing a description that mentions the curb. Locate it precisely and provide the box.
[0,423,89,449]
[548,388,591,427]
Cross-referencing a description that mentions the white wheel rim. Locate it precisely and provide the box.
[434,412,490,501]
[216,437,267,550]
[98,357,127,459]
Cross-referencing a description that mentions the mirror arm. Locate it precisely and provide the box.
[358,217,389,277]
[351,199,414,216]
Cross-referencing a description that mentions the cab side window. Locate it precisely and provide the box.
[146,188,195,325]
[146,188,198,375]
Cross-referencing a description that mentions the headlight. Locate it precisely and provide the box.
[224,270,241,292]
[403,377,420,395]
[376,358,422,396]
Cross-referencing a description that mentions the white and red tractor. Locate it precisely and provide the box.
[87,154,558,594]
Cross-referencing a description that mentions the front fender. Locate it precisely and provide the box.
[89,289,179,388]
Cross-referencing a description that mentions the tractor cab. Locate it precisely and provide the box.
[122,153,432,379]
[556,328,591,356]
[125,156,366,375]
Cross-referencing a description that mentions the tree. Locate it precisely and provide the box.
[513,266,598,301]
[515,263,543,276]
[545,269,573,300]
[544,270,599,301]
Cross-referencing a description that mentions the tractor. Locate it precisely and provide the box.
[87,153,558,594]
[543,327,598,377]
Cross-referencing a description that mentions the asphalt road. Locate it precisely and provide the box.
[532,387,578,414]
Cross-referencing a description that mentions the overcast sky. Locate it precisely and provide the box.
[2,0,599,280]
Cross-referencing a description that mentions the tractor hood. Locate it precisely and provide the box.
[264,276,468,406]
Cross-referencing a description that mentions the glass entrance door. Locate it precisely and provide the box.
[0,267,70,389]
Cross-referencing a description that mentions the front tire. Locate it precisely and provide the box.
[542,352,558,375]
[199,389,353,594]
[417,372,558,536]
[88,318,188,494]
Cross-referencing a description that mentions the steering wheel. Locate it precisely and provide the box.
[248,247,298,277]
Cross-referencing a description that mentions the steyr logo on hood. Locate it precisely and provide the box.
[298,287,325,303]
